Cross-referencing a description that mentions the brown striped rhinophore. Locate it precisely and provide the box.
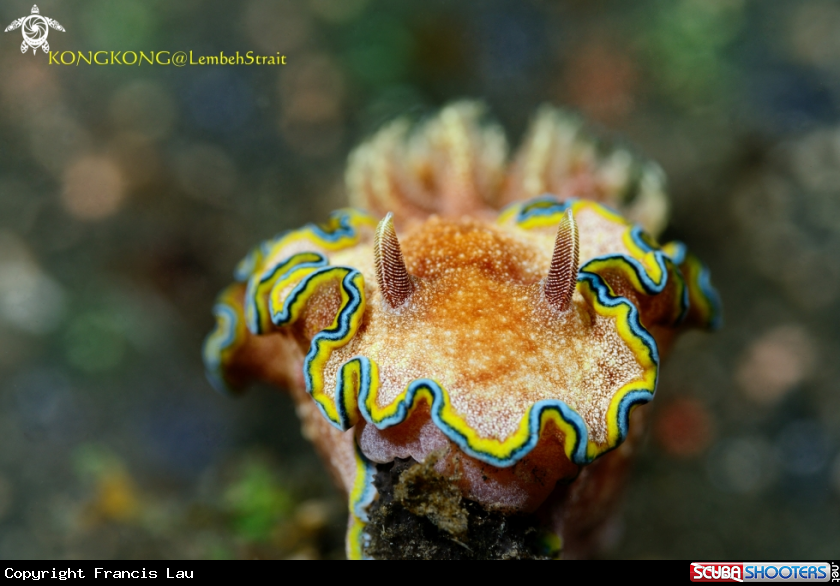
[544,208,579,313]
[374,213,414,309]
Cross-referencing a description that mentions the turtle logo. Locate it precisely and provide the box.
[4,5,65,55]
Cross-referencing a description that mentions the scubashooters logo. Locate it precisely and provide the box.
[691,562,835,583]
[4,5,65,54]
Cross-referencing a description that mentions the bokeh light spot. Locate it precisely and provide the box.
[346,16,413,86]
[61,156,125,221]
[831,453,840,496]
[736,325,815,405]
[185,70,253,133]
[109,80,177,142]
[308,0,369,23]
[244,0,311,54]
[654,397,714,458]
[279,53,345,124]
[81,0,154,48]
[707,436,777,494]
[63,312,127,374]
[174,143,238,205]
[0,232,65,335]
[278,53,346,157]
[565,38,638,124]
[29,112,93,176]
[788,1,840,70]
[775,420,830,476]
[109,135,163,191]
[0,476,12,522]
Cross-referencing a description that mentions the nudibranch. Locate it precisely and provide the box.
[203,103,721,559]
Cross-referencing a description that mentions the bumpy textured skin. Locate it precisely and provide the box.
[203,103,720,559]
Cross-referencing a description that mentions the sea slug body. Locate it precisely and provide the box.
[203,103,720,559]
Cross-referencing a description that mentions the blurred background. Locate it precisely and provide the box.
[0,0,838,560]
